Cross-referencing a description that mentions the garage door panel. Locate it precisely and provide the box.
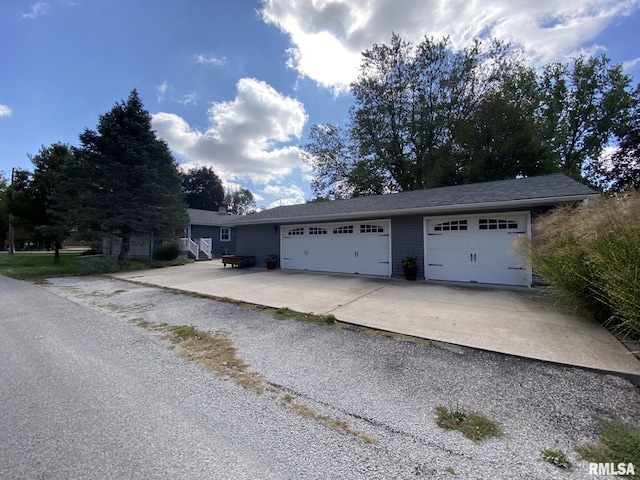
[474,265,528,286]
[425,214,530,287]
[281,221,390,276]
[426,234,470,248]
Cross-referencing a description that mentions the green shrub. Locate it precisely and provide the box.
[520,192,640,339]
[152,242,181,261]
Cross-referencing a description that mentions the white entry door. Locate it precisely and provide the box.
[425,213,531,286]
[281,220,391,276]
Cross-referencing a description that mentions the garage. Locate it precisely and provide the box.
[281,220,391,276]
[424,213,531,286]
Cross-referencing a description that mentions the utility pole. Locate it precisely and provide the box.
[8,167,14,255]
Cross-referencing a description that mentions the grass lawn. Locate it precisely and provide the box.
[0,251,191,283]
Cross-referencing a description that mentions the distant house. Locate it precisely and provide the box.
[102,208,236,261]
[183,208,236,260]
[224,174,597,287]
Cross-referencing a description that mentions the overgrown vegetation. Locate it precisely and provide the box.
[541,448,572,469]
[576,419,640,479]
[434,405,503,442]
[519,192,640,339]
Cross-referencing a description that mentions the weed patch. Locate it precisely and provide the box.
[576,419,640,478]
[160,325,264,394]
[541,448,572,469]
[289,401,378,444]
[321,313,337,324]
[435,405,503,442]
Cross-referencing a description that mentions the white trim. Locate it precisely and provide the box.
[220,227,231,242]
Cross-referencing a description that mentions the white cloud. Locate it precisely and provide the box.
[263,183,306,207]
[178,91,199,107]
[23,2,50,19]
[623,57,640,71]
[156,80,169,102]
[195,54,226,66]
[152,78,308,185]
[261,0,640,91]
[0,104,12,118]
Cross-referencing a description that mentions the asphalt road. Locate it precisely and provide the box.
[1,274,638,479]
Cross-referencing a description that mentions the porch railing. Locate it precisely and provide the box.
[198,238,212,259]
[181,237,212,260]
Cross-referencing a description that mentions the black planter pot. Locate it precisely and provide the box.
[266,260,277,270]
[403,264,417,281]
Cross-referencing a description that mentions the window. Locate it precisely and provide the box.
[220,227,231,241]
[434,220,468,231]
[478,219,519,230]
[333,225,354,234]
[287,227,305,236]
[309,227,327,235]
[360,224,384,233]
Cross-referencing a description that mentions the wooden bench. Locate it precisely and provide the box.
[221,255,256,268]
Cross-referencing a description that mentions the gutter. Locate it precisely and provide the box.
[225,193,596,226]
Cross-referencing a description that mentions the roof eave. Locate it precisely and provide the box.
[227,193,596,226]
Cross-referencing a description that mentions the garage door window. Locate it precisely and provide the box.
[478,219,519,230]
[309,227,327,235]
[434,220,468,231]
[288,227,305,236]
[333,225,354,234]
[360,224,384,233]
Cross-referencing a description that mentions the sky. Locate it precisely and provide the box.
[1,0,639,210]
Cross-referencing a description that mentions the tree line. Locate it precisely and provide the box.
[0,90,255,265]
[303,34,640,198]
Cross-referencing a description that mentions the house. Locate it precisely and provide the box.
[101,208,237,261]
[183,208,236,260]
[225,174,597,287]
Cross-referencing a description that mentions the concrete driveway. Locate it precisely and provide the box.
[112,260,640,380]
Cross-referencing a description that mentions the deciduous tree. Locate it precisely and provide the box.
[224,188,256,215]
[181,166,225,211]
[538,55,636,180]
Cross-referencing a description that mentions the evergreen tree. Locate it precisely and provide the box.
[69,89,188,267]
[28,143,74,261]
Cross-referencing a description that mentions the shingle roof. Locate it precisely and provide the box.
[188,208,235,226]
[228,174,597,226]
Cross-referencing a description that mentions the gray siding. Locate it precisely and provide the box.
[391,216,424,278]
[191,225,235,256]
[235,224,281,267]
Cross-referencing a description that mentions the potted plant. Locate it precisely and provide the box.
[265,254,278,270]
[401,255,418,281]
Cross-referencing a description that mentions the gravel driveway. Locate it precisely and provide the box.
[2,274,638,479]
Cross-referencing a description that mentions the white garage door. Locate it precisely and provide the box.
[281,220,391,276]
[425,213,531,286]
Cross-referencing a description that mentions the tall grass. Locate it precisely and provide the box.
[520,192,640,339]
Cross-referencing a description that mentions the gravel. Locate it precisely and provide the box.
[1,274,638,479]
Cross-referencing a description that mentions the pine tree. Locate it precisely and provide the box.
[70,89,188,267]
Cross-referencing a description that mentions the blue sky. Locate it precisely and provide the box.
[1,0,639,209]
